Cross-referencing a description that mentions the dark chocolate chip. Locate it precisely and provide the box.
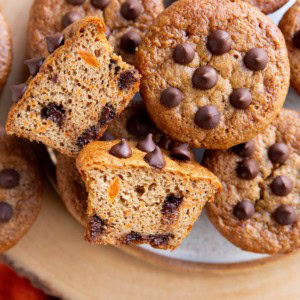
[207,30,232,55]
[41,103,65,128]
[89,215,105,240]
[173,43,195,64]
[244,48,268,71]
[46,33,64,54]
[67,0,85,5]
[91,0,110,9]
[147,234,174,247]
[99,130,115,141]
[0,169,20,189]
[120,0,142,20]
[137,133,156,153]
[105,26,111,38]
[123,231,143,244]
[51,75,59,83]
[268,143,290,164]
[236,158,259,180]
[76,125,99,148]
[109,139,132,158]
[24,57,44,76]
[158,135,173,150]
[192,66,218,90]
[171,143,194,161]
[232,140,256,157]
[194,105,220,129]
[62,11,83,28]
[273,205,297,225]
[120,30,142,53]
[99,103,115,127]
[230,88,252,109]
[118,71,137,90]
[10,84,27,103]
[270,176,293,196]
[160,87,184,108]
[293,30,300,49]
[162,194,183,216]
[233,200,255,220]
[0,202,13,223]
[144,146,165,169]
[127,113,151,137]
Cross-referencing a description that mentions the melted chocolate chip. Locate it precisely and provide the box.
[121,0,142,20]
[230,88,252,109]
[109,139,132,158]
[233,200,255,220]
[62,11,83,28]
[10,84,27,103]
[270,176,293,196]
[120,30,142,53]
[144,146,165,169]
[160,87,184,108]
[0,202,13,223]
[162,194,183,217]
[268,143,290,164]
[67,0,85,4]
[41,103,65,127]
[46,33,64,54]
[232,140,256,157]
[194,105,220,129]
[236,158,259,180]
[137,133,156,153]
[147,234,174,247]
[123,231,143,244]
[273,205,297,225]
[192,66,218,90]
[91,0,110,9]
[207,30,232,55]
[173,43,195,64]
[76,125,99,149]
[171,143,194,161]
[24,57,44,76]
[118,71,137,90]
[99,103,116,127]
[0,169,20,189]
[126,113,152,137]
[293,30,300,49]
[99,130,115,141]
[89,215,105,240]
[244,48,268,71]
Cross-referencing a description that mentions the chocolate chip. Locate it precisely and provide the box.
[0,202,13,223]
[244,48,268,71]
[147,234,174,247]
[137,133,156,152]
[99,103,115,127]
[120,30,142,53]
[160,87,184,108]
[293,30,300,49]
[10,84,27,103]
[268,143,290,164]
[121,0,142,20]
[0,169,20,189]
[173,43,195,64]
[105,26,111,38]
[194,105,220,129]
[99,130,115,141]
[144,146,165,169]
[46,33,64,54]
[236,158,259,180]
[162,194,183,216]
[207,30,232,55]
[123,231,143,244]
[51,75,59,83]
[233,200,255,220]
[89,215,105,240]
[171,143,194,161]
[232,140,256,157]
[270,176,293,196]
[109,139,132,158]
[158,135,173,150]
[91,0,110,9]
[41,103,65,128]
[118,71,137,90]
[67,0,85,5]
[24,57,44,76]
[230,88,252,109]
[273,205,297,225]
[127,112,153,137]
[76,125,99,148]
[192,66,218,90]
[62,11,83,28]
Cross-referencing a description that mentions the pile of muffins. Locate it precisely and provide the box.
[0,0,299,254]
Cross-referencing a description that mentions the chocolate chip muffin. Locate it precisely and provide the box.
[204,109,300,254]
[279,0,300,95]
[0,12,12,89]
[76,139,221,250]
[27,0,164,66]
[244,0,289,14]
[0,127,43,253]
[138,0,290,150]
